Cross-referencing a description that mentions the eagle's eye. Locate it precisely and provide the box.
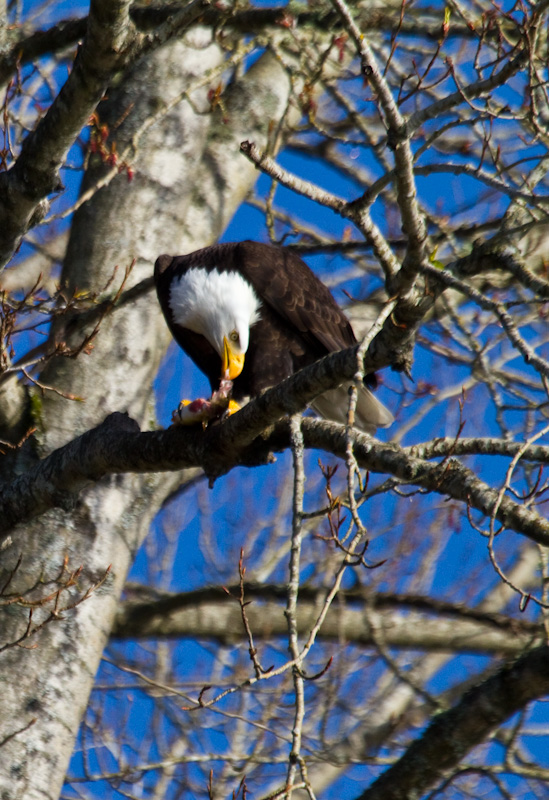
[229,330,239,344]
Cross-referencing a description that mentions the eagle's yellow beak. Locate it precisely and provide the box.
[222,336,245,380]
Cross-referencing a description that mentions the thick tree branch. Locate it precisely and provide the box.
[0,0,208,270]
[0,0,135,269]
[355,645,549,800]
[113,584,542,654]
[0,340,376,532]
[2,370,549,547]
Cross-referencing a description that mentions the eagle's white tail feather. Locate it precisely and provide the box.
[311,384,393,435]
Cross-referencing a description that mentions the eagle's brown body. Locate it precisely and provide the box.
[154,241,392,432]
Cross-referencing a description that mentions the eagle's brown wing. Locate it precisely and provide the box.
[234,241,357,354]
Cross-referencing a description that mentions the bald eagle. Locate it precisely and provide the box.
[154,241,393,433]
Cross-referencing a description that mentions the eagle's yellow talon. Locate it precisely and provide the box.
[226,399,241,416]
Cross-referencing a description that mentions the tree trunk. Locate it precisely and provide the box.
[0,32,291,800]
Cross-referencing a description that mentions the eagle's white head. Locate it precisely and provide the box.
[169,268,261,379]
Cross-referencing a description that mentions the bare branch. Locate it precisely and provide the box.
[330,0,427,290]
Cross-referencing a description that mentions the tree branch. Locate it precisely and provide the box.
[0,0,209,270]
[0,0,134,269]
[355,645,549,800]
[406,436,549,463]
[294,418,549,548]
[2,335,388,532]
[113,583,543,654]
[0,6,471,89]
[330,0,427,291]
[2,373,549,547]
